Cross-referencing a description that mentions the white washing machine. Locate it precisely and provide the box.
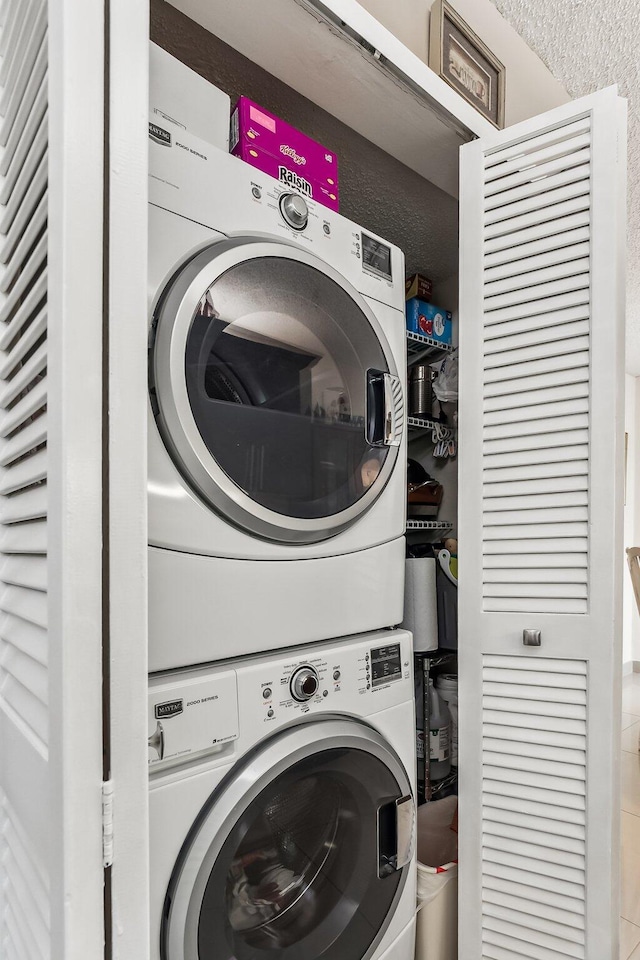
[147,120,408,671]
[148,629,416,960]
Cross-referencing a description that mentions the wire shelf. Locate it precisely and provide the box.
[406,330,454,361]
[407,415,450,433]
[406,520,453,531]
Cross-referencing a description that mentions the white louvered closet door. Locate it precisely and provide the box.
[0,1,107,958]
[458,87,626,960]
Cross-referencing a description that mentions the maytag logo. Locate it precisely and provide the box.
[149,122,171,147]
[278,167,312,197]
[155,699,183,719]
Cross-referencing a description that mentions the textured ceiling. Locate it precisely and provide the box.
[489,0,640,374]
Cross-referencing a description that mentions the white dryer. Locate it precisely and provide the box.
[148,125,407,671]
[148,629,416,960]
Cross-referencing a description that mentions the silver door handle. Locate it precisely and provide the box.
[395,795,414,869]
[366,371,404,447]
[383,373,403,446]
[523,629,541,647]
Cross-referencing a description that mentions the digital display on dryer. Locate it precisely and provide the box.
[370,643,401,687]
[362,233,392,281]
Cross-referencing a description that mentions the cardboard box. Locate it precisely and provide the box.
[149,43,231,152]
[230,97,339,210]
[406,298,452,344]
[405,273,433,302]
[231,142,339,212]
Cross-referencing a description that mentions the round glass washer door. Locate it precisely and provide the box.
[161,718,414,960]
[150,237,404,544]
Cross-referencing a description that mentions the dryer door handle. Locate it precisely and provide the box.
[367,371,403,447]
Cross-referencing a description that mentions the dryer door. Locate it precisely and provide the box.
[162,718,414,960]
[151,237,404,544]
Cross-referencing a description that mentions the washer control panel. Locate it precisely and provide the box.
[149,632,413,768]
[252,632,412,727]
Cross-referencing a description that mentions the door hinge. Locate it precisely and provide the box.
[102,779,114,868]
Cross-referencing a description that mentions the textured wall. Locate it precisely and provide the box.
[490,0,640,373]
[150,0,459,283]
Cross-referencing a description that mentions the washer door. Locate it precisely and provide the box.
[162,718,414,960]
[151,237,404,544]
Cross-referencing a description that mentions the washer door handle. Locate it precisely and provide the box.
[148,721,165,760]
[395,795,414,870]
[377,794,414,877]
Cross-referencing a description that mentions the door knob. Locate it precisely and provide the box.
[523,629,541,647]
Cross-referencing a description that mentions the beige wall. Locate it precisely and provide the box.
[358,0,571,126]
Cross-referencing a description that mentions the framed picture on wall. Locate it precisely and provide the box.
[429,0,506,129]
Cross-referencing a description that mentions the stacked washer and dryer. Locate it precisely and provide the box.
[147,45,416,960]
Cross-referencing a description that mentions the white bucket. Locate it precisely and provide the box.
[415,796,458,960]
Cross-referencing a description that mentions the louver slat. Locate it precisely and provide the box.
[484,117,590,168]
[484,226,590,268]
[484,132,590,184]
[0,303,47,378]
[0,2,30,84]
[0,72,46,184]
[0,3,46,120]
[0,3,51,954]
[0,446,46,494]
[485,314,589,352]
[479,656,588,958]
[0,12,46,151]
[484,289,590,328]
[484,196,590,245]
[0,610,47,665]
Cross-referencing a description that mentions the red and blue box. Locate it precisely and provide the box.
[406,298,452,344]
[230,97,339,211]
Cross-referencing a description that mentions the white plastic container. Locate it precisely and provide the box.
[428,678,451,780]
[436,674,458,768]
[416,795,458,960]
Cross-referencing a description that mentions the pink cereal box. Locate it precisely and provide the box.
[233,143,339,212]
[230,96,339,211]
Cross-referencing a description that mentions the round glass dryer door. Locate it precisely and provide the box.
[161,719,414,960]
[151,237,403,544]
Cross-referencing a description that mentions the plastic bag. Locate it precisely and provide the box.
[431,349,458,403]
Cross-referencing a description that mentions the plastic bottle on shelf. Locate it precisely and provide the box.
[428,678,451,781]
[436,674,458,768]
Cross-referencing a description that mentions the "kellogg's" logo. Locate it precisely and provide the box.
[280,144,306,165]
[278,167,312,197]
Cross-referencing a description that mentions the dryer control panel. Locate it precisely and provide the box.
[148,122,405,312]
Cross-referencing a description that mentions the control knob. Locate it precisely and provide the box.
[279,192,309,231]
[290,665,319,702]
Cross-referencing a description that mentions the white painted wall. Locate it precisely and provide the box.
[624,374,637,669]
[357,0,571,125]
